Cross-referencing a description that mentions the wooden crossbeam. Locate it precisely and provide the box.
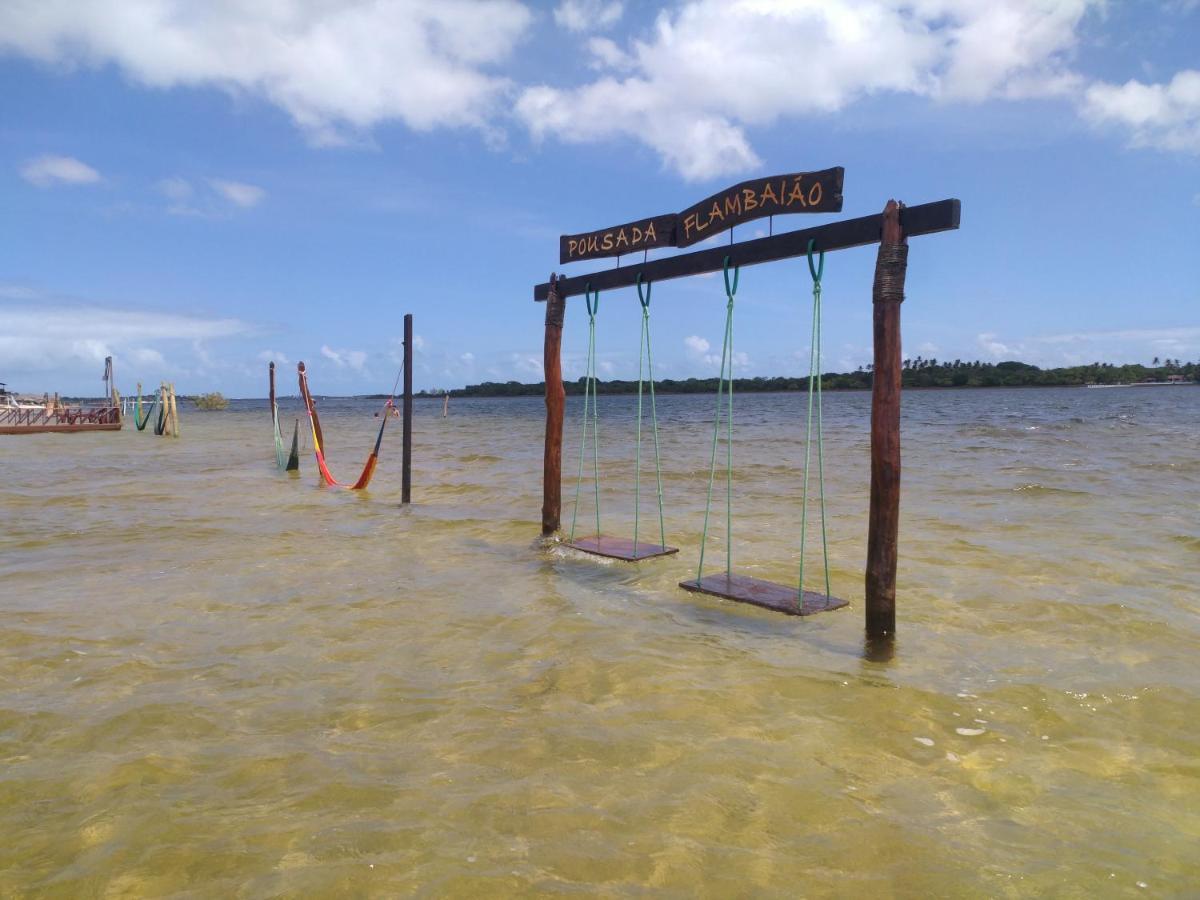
[534,198,959,301]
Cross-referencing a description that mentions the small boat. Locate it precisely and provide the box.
[0,360,123,435]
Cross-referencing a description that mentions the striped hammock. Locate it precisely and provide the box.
[297,362,391,490]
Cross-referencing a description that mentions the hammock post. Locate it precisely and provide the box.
[866,200,908,639]
[542,274,566,536]
[269,361,276,419]
[402,313,413,504]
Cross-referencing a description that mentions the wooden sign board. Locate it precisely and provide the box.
[676,167,844,247]
[560,214,677,265]
[558,167,844,263]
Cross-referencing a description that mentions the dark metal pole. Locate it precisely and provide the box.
[866,200,908,638]
[402,313,413,504]
[542,275,566,535]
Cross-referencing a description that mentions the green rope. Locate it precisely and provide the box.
[799,239,832,606]
[696,257,738,582]
[633,275,667,554]
[570,286,601,541]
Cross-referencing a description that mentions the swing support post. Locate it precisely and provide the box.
[866,200,908,638]
[402,312,413,504]
[542,275,566,535]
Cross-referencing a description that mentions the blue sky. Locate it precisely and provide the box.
[1,0,1197,397]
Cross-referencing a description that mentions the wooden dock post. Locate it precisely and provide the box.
[866,200,909,638]
[402,313,413,504]
[542,274,566,536]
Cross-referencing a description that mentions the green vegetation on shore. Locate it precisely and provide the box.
[414,358,1198,398]
[192,392,229,410]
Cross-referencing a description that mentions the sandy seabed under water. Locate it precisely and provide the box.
[1,387,1198,897]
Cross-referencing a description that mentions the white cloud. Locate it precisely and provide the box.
[977,332,1018,359]
[972,326,1200,367]
[192,340,215,367]
[1035,327,1200,346]
[413,334,426,351]
[20,154,101,187]
[157,176,192,201]
[461,351,475,364]
[0,296,248,376]
[131,347,166,366]
[684,333,748,370]
[1083,70,1200,153]
[258,349,290,365]
[0,0,533,145]
[210,179,265,208]
[512,352,544,377]
[587,37,633,71]
[518,0,1097,180]
[320,345,368,373]
[554,0,623,32]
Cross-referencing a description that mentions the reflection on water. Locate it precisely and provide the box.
[1,386,1197,895]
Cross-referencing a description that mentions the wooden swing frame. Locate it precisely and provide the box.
[534,196,961,636]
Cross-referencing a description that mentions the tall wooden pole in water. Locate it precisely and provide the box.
[402,313,413,504]
[866,200,909,637]
[542,275,566,535]
[268,362,276,420]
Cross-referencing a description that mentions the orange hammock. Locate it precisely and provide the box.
[297,361,395,490]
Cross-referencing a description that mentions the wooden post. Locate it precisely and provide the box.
[866,200,909,637]
[269,362,276,418]
[542,274,566,536]
[402,313,413,504]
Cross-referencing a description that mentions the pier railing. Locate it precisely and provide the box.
[0,405,121,428]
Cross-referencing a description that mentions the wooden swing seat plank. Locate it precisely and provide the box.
[679,572,848,617]
[565,534,679,562]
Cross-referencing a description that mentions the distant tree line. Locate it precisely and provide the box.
[415,358,1198,398]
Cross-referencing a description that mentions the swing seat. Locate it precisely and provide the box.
[679,573,847,616]
[566,535,679,562]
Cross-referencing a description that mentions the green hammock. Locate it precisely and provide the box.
[133,392,158,431]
